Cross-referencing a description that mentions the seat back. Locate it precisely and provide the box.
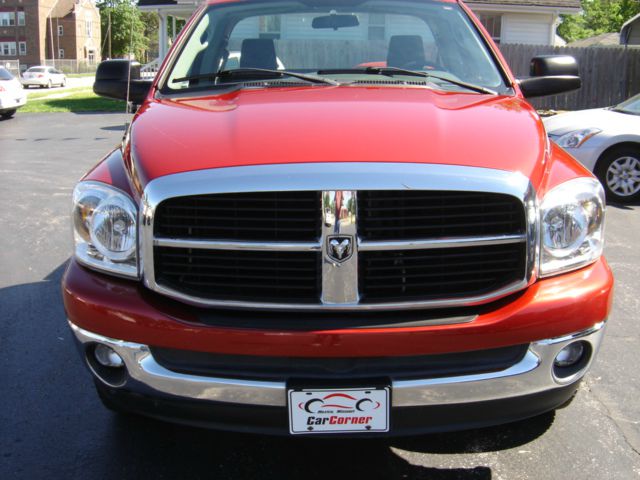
[240,39,278,70]
[386,35,426,69]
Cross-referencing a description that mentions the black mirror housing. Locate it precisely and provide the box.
[529,55,579,77]
[518,55,581,98]
[518,76,581,99]
[93,60,152,105]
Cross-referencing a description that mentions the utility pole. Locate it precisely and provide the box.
[49,17,55,67]
[108,11,112,59]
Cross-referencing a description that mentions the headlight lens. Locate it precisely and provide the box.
[540,177,605,277]
[555,128,601,148]
[72,181,139,278]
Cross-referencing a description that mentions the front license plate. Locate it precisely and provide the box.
[288,387,389,434]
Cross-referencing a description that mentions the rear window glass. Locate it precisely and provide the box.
[27,67,46,73]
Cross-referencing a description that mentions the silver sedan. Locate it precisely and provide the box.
[544,94,640,203]
[21,66,67,88]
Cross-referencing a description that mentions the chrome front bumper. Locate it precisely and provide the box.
[70,321,606,408]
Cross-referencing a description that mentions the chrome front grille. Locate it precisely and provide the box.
[141,163,537,311]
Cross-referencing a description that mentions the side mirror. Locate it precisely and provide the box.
[93,60,152,105]
[518,55,581,99]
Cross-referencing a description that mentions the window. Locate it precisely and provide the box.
[86,20,92,38]
[0,12,16,26]
[368,13,386,41]
[477,13,502,44]
[58,48,65,59]
[88,50,95,63]
[0,42,17,56]
[167,2,507,93]
[18,41,26,55]
[259,15,281,40]
[17,11,25,26]
[58,25,63,36]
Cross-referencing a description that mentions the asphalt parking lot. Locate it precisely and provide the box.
[1,113,639,479]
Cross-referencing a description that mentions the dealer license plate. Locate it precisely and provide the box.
[288,387,389,434]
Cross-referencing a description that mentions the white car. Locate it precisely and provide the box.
[0,67,26,119]
[544,94,640,203]
[21,66,67,88]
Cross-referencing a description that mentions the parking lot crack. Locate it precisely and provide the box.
[584,381,640,458]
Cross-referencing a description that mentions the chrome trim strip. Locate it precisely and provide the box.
[140,163,537,311]
[154,238,322,252]
[70,322,286,406]
[321,190,359,304]
[70,321,606,408]
[358,234,526,251]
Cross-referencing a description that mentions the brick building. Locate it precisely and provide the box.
[0,0,101,71]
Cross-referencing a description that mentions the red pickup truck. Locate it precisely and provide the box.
[64,0,613,436]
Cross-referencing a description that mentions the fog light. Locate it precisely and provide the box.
[554,342,585,367]
[94,344,124,368]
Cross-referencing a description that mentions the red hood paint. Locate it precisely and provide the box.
[128,86,548,190]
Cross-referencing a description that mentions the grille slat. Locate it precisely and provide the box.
[155,247,320,303]
[358,190,525,241]
[155,191,321,241]
[359,243,526,303]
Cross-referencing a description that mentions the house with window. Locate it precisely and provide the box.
[621,13,640,46]
[137,0,580,73]
[0,0,101,72]
[468,0,580,45]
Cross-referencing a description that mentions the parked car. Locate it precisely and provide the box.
[69,0,612,437]
[21,66,66,88]
[0,66,26,119]
[544,94,640,203]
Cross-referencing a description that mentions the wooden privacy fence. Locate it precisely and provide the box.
[500,43,640,111]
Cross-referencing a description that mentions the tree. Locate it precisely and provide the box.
[140,11,159,62]
[558,0,640,42]
[97,0,148,60]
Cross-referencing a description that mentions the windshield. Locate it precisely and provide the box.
[163,0,508,94]
[613,94,640,115]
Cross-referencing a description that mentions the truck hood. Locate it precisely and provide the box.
[129,86,548,189]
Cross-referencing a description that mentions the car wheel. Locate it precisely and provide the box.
[61,78,66,87]
[595,146,640,203]
[1,109,17,119]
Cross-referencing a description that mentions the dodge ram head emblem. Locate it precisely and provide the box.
[327,236,353,262]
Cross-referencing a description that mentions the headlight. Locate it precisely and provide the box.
[540,177,605,277]
[554,128,601,148]
[72,181,139,278]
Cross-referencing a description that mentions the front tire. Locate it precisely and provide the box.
[1,109,16,119]
[595,146,640,203]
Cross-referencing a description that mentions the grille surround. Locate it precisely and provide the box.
[141,163,538,311]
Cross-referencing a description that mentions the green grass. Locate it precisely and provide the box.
[26,86,91,100]
[21,88,126,113]
[66,73,96,78]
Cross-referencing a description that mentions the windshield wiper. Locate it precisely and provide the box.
[317,67,497,95]
[173,68,339,86]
